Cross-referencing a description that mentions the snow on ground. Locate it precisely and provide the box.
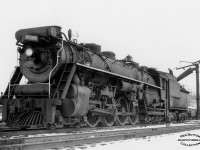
[53,129,200,150]
[1,121,200,149]
[27,120,200,138]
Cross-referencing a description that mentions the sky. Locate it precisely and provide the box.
[0,0,200,94]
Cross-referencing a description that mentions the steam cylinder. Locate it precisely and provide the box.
[60,85,91,117]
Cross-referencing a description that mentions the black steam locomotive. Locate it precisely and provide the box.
[0,26,190,129]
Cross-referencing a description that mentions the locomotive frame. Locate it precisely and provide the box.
[0,26,190,129]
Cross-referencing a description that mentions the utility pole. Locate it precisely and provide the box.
[195,64,200,119]
[176,60,200,120]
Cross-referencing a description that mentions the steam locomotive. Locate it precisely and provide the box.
[0,26,190,129]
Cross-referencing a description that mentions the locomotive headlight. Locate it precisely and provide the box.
[25,48,33,57]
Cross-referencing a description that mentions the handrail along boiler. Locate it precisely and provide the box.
[0,26,190,128]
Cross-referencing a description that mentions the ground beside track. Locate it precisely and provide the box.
[0,120,198,138]
[64,129,200,150]
[0,121,200,150]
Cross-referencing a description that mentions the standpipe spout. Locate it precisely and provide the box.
[176,67,196,82]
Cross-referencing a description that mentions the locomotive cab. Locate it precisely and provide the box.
[148,68,190,122]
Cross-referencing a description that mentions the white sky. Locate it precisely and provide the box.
[0,0,200,94]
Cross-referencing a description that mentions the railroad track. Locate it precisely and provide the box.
[0,120,195,137]
[0,122,200,150]
[0,124,140,138]
[0,121,193,138]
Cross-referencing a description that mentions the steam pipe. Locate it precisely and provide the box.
[48,39,64,97]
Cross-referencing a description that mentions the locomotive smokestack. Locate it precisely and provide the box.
[177,67,196,82]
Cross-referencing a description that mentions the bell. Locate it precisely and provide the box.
[126,55,133,62]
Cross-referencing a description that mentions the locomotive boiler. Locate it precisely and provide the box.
[0,26,190,129]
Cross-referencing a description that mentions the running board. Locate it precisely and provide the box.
[76,63,162,89]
